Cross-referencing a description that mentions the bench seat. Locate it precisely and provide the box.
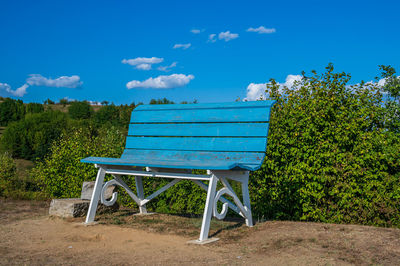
[81,150,265,171]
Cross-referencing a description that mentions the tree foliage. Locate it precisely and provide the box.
[26,102,44,114]
[379,65,400,133]
[68,101,93,120]
[0,98,25,126]
[31,126,125,198]
[0,152,17,197]
[94,104,120,125]
[249,64,400,227]
[149,98,175,105]
[0,111,69,160]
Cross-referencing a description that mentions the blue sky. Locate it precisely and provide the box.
[0,0,399,105]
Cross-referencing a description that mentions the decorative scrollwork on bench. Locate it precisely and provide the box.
[101,176,141,206]
[213,187,250,220]
[100,179,120,206]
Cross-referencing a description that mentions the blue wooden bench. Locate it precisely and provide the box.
[81,100,276,244]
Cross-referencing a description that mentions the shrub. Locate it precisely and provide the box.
[31,126,125,198]
[0,111,69,160]
[68,101,93,120]
[94,105,120,126]
[249,64,400,227]
[0,152,17,197]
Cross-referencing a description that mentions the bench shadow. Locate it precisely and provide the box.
[209,221,245,238]
[102,208,249,238]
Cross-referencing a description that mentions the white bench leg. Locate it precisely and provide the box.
[199,174,218,242]
[85,167,106,224]
[241,178,253,227]
[135,176,147,214]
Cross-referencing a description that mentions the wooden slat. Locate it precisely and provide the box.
[131,101,275,123]
[135,100,275,111]
[128,122,269,137]
[81,150,265,170]
[125,136,267,152]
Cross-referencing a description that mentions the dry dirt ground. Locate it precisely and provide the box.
[1,199,400,265]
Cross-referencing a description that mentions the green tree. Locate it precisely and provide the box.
[0,111,69,160]
[378,65,400,133]
[26,103,44,114]
[68,101,93,120]
[59,98,69,107]
[0,98,25,126]
[44,98,55,105]
[94,104,120,126]
[149,98,174,104]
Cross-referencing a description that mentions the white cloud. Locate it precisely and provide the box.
[377,78,386,87]
[157,62,177,72]
[0,83,11,92]
[173,43,191,50]
[135,64,152,70]
[0,83,28,97]
[121,57,164,70]
[191,29,201,34]
[13,84,29,97]
[244,74,303,101]
[26,74,82,88]
[247,26,276,34]
[245,83,267,101]
[208,34,216,43]
[1,74,82,97]
[126,74,194,89]
[218,31,239,41]
[284,74,303,88]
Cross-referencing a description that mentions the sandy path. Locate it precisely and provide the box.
[0,217,236,265]
[1,200,400,265]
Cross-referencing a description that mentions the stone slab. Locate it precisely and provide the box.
[49,198,119,218]
[49,198,90,218]
[81,181,115,200]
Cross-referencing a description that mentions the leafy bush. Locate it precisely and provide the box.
[379,65,400,133]
[0,152,17,197]
[0,111,69,160]
[94,105,120,126]
[249,64,400,227]
[68,101,93,120]
[31,126,125,198]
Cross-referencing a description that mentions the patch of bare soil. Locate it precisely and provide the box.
[1,199,400,265]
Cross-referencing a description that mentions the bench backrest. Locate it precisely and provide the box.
[124,101,276,156]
